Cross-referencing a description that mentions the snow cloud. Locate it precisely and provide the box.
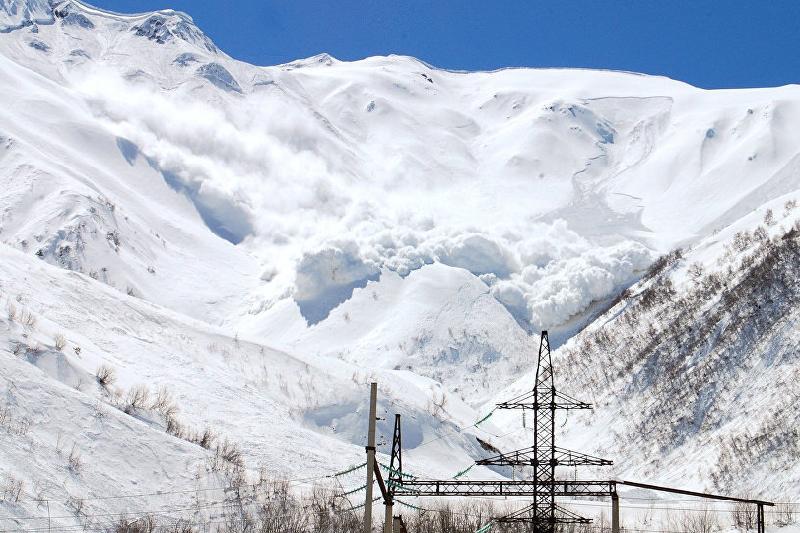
[72,67,653,330]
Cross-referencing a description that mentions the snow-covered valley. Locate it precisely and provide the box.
[1,0,799,530]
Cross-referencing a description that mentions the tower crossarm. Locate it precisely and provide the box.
[496,389,592,410]
[391,480,615,497]
[476,446,612,467]
[495,503,593,524]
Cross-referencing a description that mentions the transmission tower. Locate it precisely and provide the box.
[476,330,611,532]
[388,331,773,532]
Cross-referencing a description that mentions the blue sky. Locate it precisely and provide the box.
[95,0,799,89]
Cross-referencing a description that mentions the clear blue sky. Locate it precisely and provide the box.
[94,0,799,89]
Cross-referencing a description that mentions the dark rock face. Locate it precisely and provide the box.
[131,13,218,53]
[197,62,242,93]
[174,52,199,67]
[28,37,48,50]
[54,3,93,29]
[132,15,172,44]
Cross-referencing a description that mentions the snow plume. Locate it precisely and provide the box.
[71,68,652,330]
[294,241,381,324]
[73,67,351,248]
[351,221,652,330]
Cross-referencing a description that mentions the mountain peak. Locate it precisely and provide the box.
[129,11,217,53]
[1,0,218,54]
[0,0,54,30]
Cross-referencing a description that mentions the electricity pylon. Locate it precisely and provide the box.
[477,330,612,531]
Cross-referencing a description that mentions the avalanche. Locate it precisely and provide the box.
[1,0,799,530]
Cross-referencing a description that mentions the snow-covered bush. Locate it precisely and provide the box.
[95,364,116,388]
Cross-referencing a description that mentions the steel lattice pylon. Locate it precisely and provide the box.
[487,331,610,532]
[388,331,614,530]
[384,331,773,532]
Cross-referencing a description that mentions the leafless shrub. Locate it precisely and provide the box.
[95,365,116,388]
[193,427,216,450]
[1,474,24,502]
[428,390,448,418]
[92,400,106,420]
[68,443,82,472]
[681,507,720,533]
[643,248,683,280]
[149,386,175,415]
[404,500,500,533]
[54,333,66,351]
[66,494,85,516]
[216,438,243,467]
[732,230,753,252]
[774,502,796,526]
[764,208,775,226]
[25,342,43,358]
[6,302,17,322]
[733,501,757,530]
[10,341,24,357]
[165,414,184,439]
[0,407,31,437]
[20,309,36,330]
[100,479,506,533]
[107,514,158,533]
[123,385,150,415]
[106,230,120,248]
[164,521,195,533]
[688,262,705,282]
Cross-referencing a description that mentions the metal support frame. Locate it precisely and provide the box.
[384,414,403,533]
[615,480,773,533]
[389,331,613,529]
[490,330,607,530]
[393,480,614,497]
[499,503,593,524]
[476,445,612,468]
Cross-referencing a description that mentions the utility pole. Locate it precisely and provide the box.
[364,383,378,533]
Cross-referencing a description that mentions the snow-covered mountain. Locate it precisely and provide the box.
[1,0,799,529]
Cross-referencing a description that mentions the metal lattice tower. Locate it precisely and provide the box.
[477,330,611,532]
[388,414,403,488]
[388,331,773,531]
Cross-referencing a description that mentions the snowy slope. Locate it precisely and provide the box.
[490,198,800,500]
[1,0,799,527]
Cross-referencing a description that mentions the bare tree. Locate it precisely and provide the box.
[96,365,116,388]
[733,501,757,530]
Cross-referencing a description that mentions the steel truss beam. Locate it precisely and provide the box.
[392,480,615,497]
[476,445,612,467]
[496,389,593,410]
[496,503,593,524]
